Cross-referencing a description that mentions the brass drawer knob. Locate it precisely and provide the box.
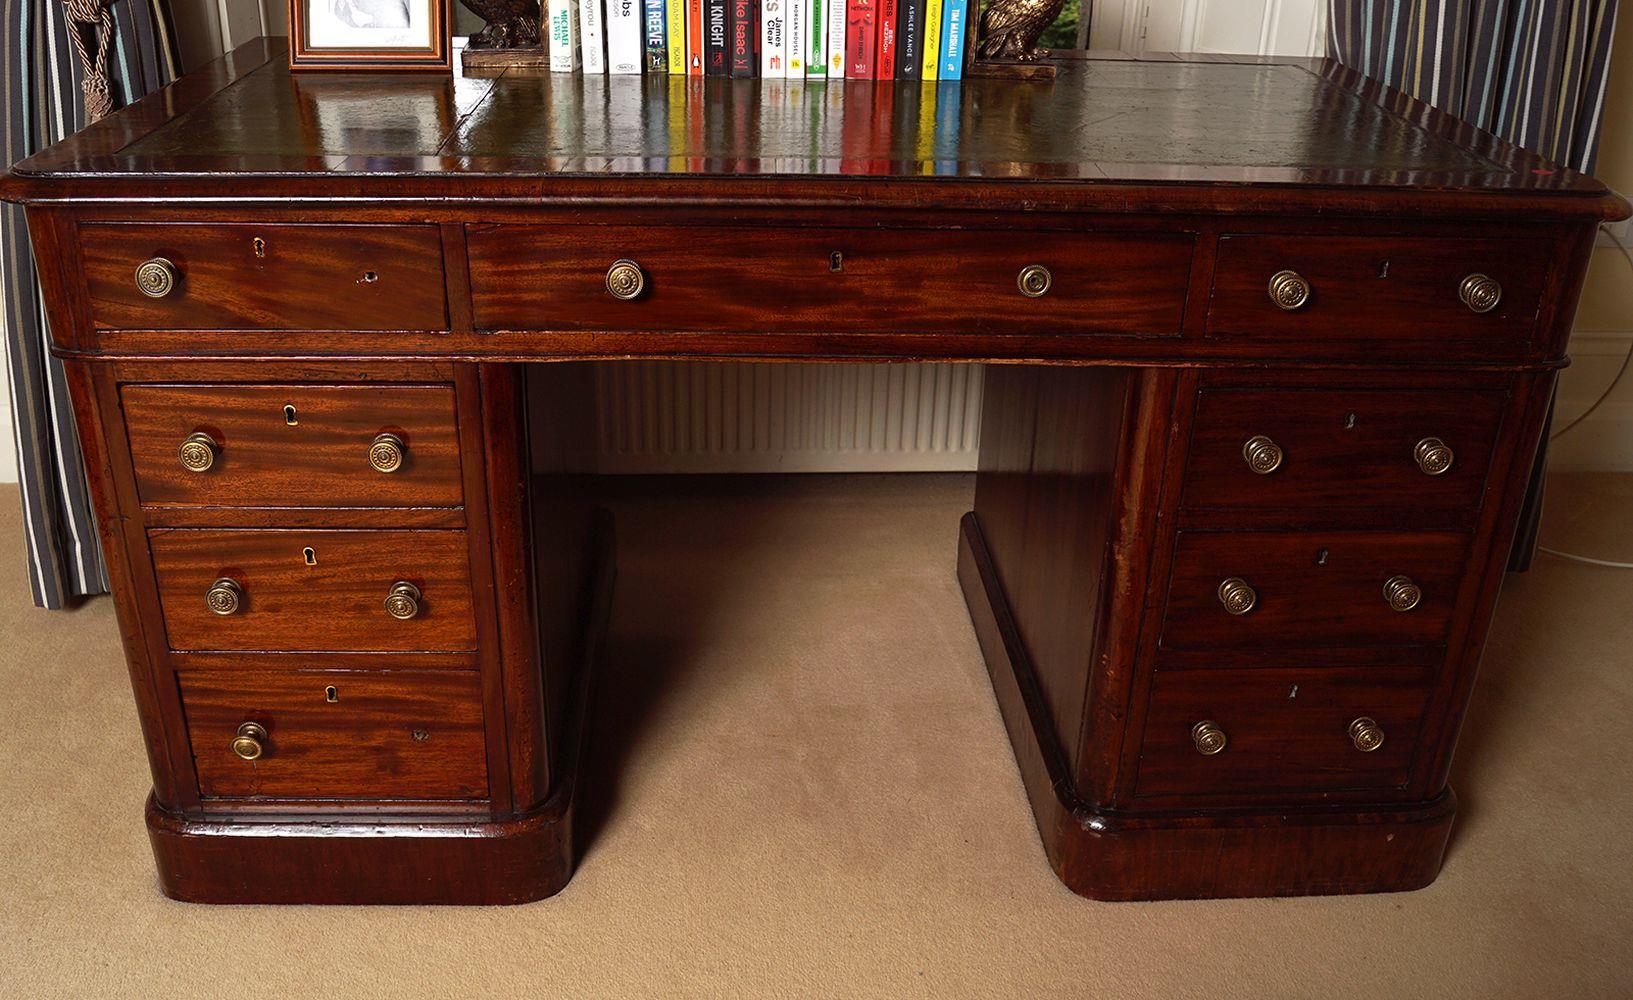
[384,580,422,620]
[1382,574,1421,612]
[1267,269,1311,311]
[178,431,219,473]
[1017,264,1053,298]
[205,577,244,616]
[1349,716,1385,753]
[606,259,646,301]
[368,432,406,473]
[1192,720,1228,755]
[1217,577,1257,615]
[135,257,178,298]
[1241,435,1284,474]
[231,721,267,761]
[1414,436,1454,476]
[1459,273,1502,314]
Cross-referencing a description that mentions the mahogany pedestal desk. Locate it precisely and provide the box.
[4,40,1624,904]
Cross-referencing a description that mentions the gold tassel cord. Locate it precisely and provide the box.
[63,0,117,122]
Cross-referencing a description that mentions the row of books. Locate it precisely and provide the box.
[544,0,975,80]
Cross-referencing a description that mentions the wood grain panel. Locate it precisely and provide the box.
[468,225,1194,337]
[81,223,447,331]
[123,383,463,508]
[178,669,488,800]
[148,528,476,652]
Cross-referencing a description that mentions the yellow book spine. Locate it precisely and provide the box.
[921,0,943,80]
[666,0,687,73]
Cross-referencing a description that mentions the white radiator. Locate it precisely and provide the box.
[586,361,984,473]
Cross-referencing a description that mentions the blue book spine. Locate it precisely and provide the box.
[644,0,669,72]
[938,0,966,80]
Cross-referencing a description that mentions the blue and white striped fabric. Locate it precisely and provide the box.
[2,0,180,608]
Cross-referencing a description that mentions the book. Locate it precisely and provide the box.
[644,0,667,72]
[920,0,941,79]
[938,0,966,80]
[826,0,847,75]
[706,0,728,74]
[686,0,705,74]
[895,0,924,79]
[607,0,644,73]
[876,0,898,79]
[808,0,825,76]
[548,0,582,71]
[844,0,875,79]
[761,0,787,77]
[578,0,607,73]
[729,0,758,77]
[786,0,806,76]
[666,0,686,72]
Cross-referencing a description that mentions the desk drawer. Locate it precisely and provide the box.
[1135,667,1430,799]
[149,528,477,652]
[1181,386,1506,517]
[467,225,1194,336]
[80,223,447,331]
[179,669,488,801]
[123,384,464,509]
[1206,234,1548,354]
[1160,530,1469,652]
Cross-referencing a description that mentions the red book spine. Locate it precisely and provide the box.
[686,0,706,75]
[875,0,898,80]
[845,0,877,79]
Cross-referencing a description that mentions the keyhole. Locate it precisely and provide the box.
[303,547,317,566]
[325,686,339,703]
[284,404,299,426]
[1315,548,1329,566]
[829,251,844,273]
[253,237,266,258]
[1377,260,1390,278]
[411,730,430,742]
[1288,684,1299,699]
[1343,412,1357,430]
[359,270,379,284]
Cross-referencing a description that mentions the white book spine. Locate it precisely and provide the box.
[825,0,847,76]
[761,0,787,77]
[579,0,607,73]
[606,0,644,73]
[785,0,806,76]
[548,0,582,71]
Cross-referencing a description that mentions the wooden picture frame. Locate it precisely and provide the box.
[288,0,452,71]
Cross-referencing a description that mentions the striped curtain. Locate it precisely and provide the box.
[1327,0,1618,174]
[2,0,181,608]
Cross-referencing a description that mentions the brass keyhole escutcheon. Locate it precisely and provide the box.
[1349,717,1385,753]
[1217,577,1257,616]
[231,722,267,761]
[135,257,178,298]
[178,431,219,473]
[205,577,244,616]
[1191,721,1228,756]
[359,270,379,284]
[369,432,405,473]
[829,251,844,272]
[325,686,339,703]
[252,236,267,258]
[606,259,646,300]
[302,547,317,566]
[1267,269,1311,311]
[384,581,422,620]
[284,404,299,426]
[1017,264,1052,298]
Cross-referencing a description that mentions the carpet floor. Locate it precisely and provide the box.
[0,472,1629,999]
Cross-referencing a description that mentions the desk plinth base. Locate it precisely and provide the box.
[956,513,1456,901]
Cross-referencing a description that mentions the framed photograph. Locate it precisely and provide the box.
[288,0,452,71]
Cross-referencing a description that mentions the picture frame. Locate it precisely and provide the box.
[288,0,453,71]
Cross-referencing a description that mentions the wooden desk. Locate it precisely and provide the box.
[4,40,1624,904]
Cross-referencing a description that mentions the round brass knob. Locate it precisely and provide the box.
[1017,264,1053,298]
[178,431,219,473]
[135,257,178,298]
[1414,436,1454,476]
[231,721,267,761]
[1267,269,1311,311]
[1217,577,1257,616]
[1242,435,1284,475]
[1382,574,1421,612]
[1459,273,1502,314]
[1192,720,1228,756]
[1349,716,1385,753]
[384,580,422,620]
[605,259,646,301]
[205,577,243,616]
[368,432,406,474]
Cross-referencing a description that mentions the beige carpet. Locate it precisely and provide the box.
[1,473,1630,999]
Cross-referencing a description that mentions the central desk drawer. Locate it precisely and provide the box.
[80,222,448,331]
[149,528,477,652]
[466,225,1194,336]
[179,669,488,801]
[123,384,464,509]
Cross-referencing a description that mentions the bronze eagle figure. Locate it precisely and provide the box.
[460,0,543,49]
[976,0,1066,62]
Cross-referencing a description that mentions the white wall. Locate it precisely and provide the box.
[1091,0,1327,57]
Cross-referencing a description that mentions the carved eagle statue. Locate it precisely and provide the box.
[459,0,543,48]
[976,0,1066,62]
